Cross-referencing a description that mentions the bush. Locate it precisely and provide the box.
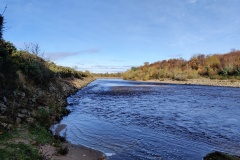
[0,41,18,91]
[12,51,55,86]
[35,108,51,127]
[57,146,69,155]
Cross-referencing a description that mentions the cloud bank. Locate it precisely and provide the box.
[46,49,100,60]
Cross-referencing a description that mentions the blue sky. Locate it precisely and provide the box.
[1,0,240,73]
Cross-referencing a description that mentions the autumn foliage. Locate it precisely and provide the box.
[123,51,240,81]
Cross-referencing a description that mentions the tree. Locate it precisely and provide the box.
[21,42,44,57]
[0,5,7,40]
[0,15,3,40]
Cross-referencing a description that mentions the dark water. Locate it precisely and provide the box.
[53,79,240,160]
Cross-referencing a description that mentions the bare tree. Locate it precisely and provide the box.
[22,42,45,56]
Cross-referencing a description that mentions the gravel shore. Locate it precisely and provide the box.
[146,78,240,88]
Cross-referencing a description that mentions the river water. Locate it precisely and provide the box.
[53,79,240,160]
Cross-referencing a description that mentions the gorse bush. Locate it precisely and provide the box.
[1,44,90,87]
[48,63,88,79]
[12,51,55,86]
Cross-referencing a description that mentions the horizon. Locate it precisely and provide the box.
[1,0,240,73]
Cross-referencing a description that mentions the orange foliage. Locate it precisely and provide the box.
[123,51,240,80]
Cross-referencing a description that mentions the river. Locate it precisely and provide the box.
[53,79,240,160]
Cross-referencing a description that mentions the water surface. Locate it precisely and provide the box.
[53,79,240,160]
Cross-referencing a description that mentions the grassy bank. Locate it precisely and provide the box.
[0,37,105,159]
[0,124,56,159]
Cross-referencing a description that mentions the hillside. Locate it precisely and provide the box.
[0,15,102,159]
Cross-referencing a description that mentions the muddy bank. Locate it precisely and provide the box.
[144,78,240,87]
[45,78,106,160]
[45,124,105,160]
[41,142,105,160]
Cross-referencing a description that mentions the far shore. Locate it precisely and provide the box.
[142,78,240,88]
[95,77,240,87]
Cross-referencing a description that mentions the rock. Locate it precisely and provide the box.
[3,96,7,104]
[21,92,26,98]
[17,113,26,119]
[0,122,8,128]
[22,84,27,89]
[6,124,12,131]
[31,141,38,145]
[16,117,21,124]
[26,117,34,125]
[20,109,30,115]
[0,116,8,123]
[37,90,44,97]
[0,103,7,113]
[49,84,57,92]
[12,101,20,108]
[36,97,48,106]
[31,98,36,103]
[204,151,240,160]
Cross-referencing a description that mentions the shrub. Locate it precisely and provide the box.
[57,146,69,155]
[35,108,51,127]
[12,51,55,86]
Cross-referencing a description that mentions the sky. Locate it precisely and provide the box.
[1,0,240,73]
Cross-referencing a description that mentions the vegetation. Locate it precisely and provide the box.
[0,124,64,160]
[0,12,3,39]
[0,14,93,159]
[93,72,122,78]
[204,151,240,160]
[123,51,240,81]
[57,145,69,155]
[1,13,239,159]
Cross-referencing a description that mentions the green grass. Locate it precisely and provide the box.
[0,124,63,160]
[28,125,54,145]
[0,127,40,160]
[0,143,41,160]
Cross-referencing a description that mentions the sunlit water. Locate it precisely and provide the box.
[53,79,240,160]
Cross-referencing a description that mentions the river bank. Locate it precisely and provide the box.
[0,76,106,160]
[142,78,240,87]
[41,77,106,160]
[43,123,105,160]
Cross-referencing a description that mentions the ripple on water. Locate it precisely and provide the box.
[54,79,240,160]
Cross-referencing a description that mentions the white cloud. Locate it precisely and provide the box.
[46,49,100,60]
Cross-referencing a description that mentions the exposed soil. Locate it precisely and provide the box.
[41,143,105,160]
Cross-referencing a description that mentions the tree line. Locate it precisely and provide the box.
[122,51,240,81]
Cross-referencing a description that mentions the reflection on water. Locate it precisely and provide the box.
[54,79,240,160]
